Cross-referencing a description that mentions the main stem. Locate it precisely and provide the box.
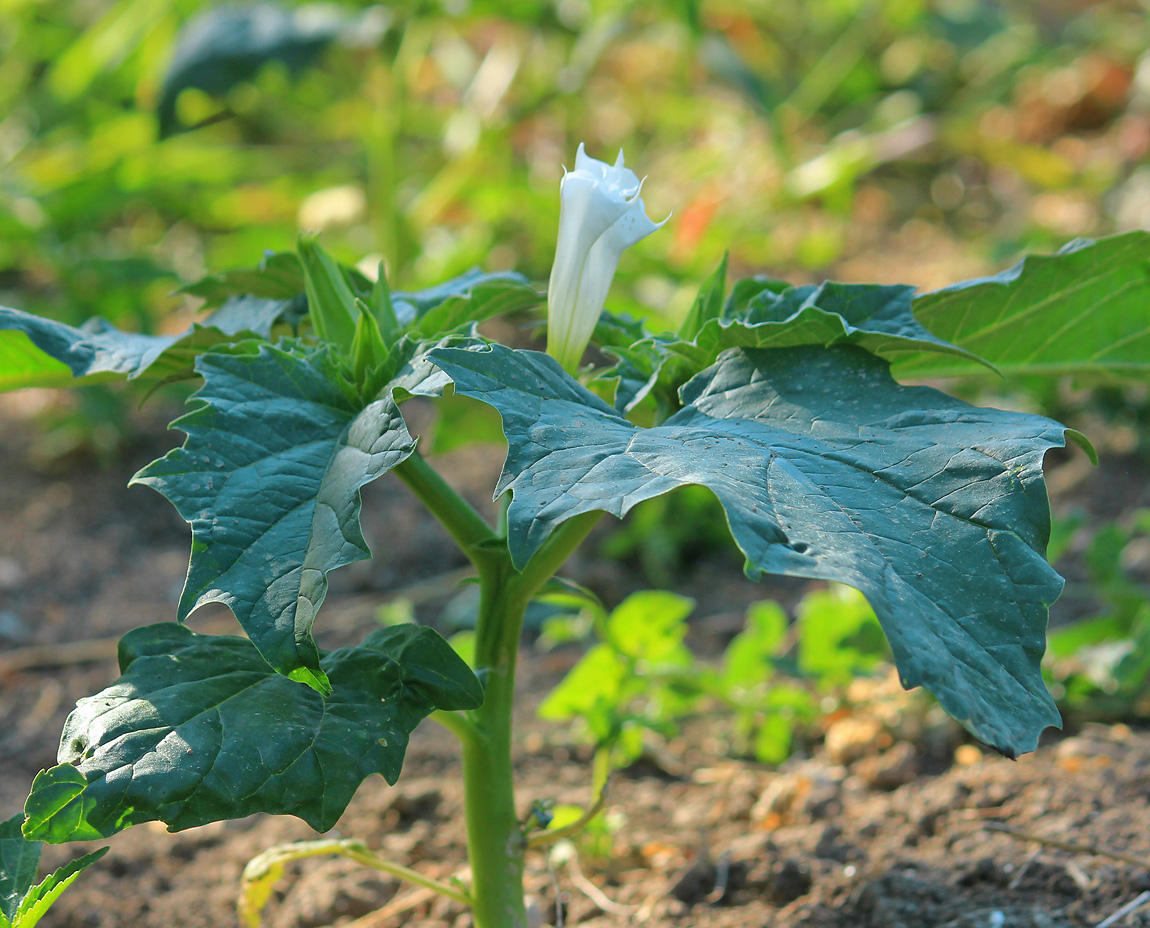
[462,514,601,928]
[463,562,529,928]
[395,454,600,928]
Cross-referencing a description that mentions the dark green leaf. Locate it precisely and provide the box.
[684,279,992,371]
[132,343,424,689]
[0,298,286,392]
[594,278,989,415]
[401,272,540,338]
[430,342,1075,756]
[158,4,348,137]
[896,232,1150,380]
[390,269,533,326]
[23,623,481,843]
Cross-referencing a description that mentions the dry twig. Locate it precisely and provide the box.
[985,822,1150,872]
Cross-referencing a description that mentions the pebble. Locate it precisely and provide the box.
[825,716,884,766]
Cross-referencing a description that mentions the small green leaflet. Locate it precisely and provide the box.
[0,814,106,928]
[895,231,1150,380]
[0,296,289,392]
[430,342,1080,756]
[22,624,482,843]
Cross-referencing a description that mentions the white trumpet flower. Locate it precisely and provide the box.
[546,144,666,373]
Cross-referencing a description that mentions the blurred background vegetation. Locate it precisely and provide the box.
[1,0,1148,733]
[5,0,1150,330]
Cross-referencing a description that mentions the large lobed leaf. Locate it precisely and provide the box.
[896,232,1150,380]
[430,342,1080,756]
[131,342,429,690]
[23,624,481,843]
[0,296,289,392]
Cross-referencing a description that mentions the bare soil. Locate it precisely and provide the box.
[2,390,1150,928]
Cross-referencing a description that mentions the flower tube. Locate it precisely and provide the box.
[546,144,666,373]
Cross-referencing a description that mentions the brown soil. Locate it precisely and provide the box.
[2,391,1150,928]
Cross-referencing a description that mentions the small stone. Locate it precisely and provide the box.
[824,716,884,766]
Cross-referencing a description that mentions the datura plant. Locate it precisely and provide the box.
[0,144,1126,928]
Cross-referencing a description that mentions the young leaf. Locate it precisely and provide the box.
[408,277,542,340]
[0,816,39,924]
[131,343,423,690]
[298,235,358,349]
[367,266,401,346]
[350,299,388,388]
[23,624,482,843]
[678,251,728,340]
[429,342,1078,757]
[896,231,1150,380]
[605,591,694,662]
[1,814,106,928]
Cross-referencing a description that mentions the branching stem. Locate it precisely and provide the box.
[394,452,497,560]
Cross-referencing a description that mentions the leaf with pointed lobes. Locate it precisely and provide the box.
[429,341,1080,757]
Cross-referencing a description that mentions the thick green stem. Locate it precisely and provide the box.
[462,513,603,928]
[397,454,604,928]
[461,562,529,928]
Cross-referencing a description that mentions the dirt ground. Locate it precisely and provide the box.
[2,388,1150,928]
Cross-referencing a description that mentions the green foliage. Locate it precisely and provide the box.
[797,584,890,686]
[0,296,289,391]
[0,3,1143,924]
[897,234,1150,382]
[0,814,106,928]
[157,4,358,138]
[541,585,891,771]
[23,623,481,842]
[1046,510,1150,716]
[595,268,990,414]
[539,592,699,775]
[432,340,1072,755]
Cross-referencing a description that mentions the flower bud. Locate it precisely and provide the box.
[546,144,666,372]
